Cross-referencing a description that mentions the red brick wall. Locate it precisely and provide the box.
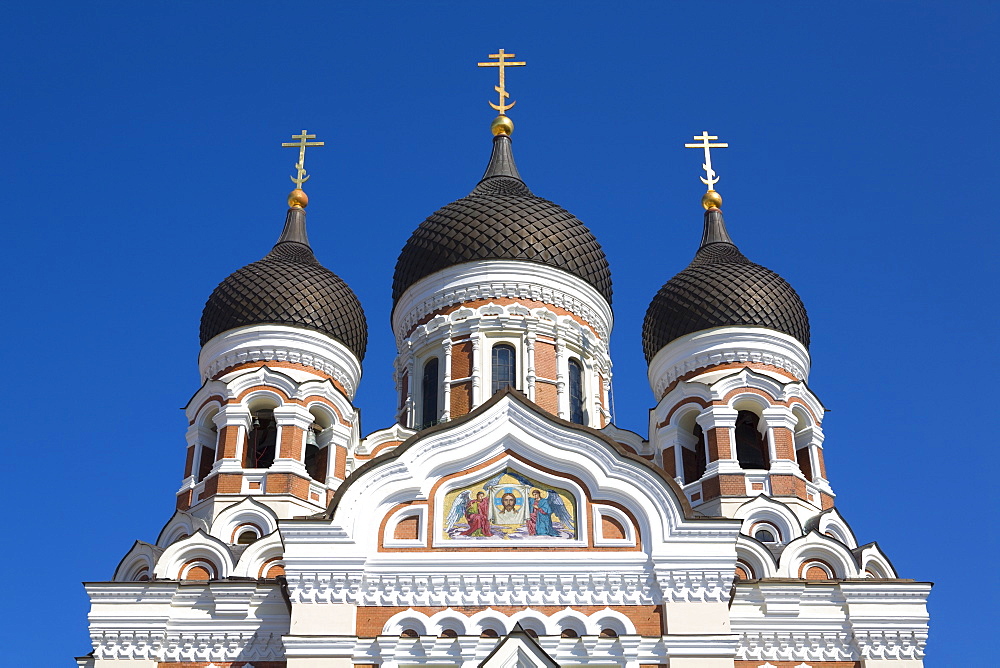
[334,444,347,479]
[218,425,241,459]
[535,342,557,380]
[602,515,626,540]
[662,447,676,477]
[536,382,558,414]
[706,427,732,461]
[772,426,795,460]
[278,425,303,459]
[770,474,807,500]
[265,472,310,499]
[393,515,420,540]
[451,381,473,417]
[452,341,473,378]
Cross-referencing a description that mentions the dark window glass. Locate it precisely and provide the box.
[755,528,776,543]
[491,344,516,394]
[735,410,769,470]
[245,410,277,468]
[421,358,439,429]
[568,358,585,424]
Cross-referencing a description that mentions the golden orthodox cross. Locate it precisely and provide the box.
[281,130,324,188]
[477,49,526,114]
[684,131,729,190]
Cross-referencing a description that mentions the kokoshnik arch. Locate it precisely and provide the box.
[79,50,930,668]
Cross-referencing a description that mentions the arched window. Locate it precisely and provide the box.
[735,410,769,470]
[245,409,277,469]
[568,358,585,424]
[421,358,439,429]
[491,344,516,394]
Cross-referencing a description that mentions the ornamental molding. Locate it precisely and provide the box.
[89,630,284,662]
[199,325,361,399]
[853,628,927,660]
[737,630,856,662]
[649,327,811,399]
[283,569,734,606]
[393,261,614,346]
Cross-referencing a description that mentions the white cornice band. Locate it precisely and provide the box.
[649,327,812,398]
[393,261,614,344]
[199,324,362,399]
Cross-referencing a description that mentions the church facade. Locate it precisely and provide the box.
[78,100,930,667]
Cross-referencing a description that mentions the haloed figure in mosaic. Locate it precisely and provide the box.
[461,491,492,537]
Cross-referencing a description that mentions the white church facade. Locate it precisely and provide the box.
[78,67,930,668]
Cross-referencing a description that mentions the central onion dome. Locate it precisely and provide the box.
[642,203,809,363]
[392,131,612,307]
[200,204,368,360]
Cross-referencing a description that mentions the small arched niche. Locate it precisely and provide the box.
[245,396,280,469]
[732,400,769,471]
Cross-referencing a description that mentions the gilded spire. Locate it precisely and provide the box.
[281,130,324,208]
[684,131,728,209]
[477,48,526,135]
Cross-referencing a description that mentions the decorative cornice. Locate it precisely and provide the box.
[89,630,285,662]
[199,325,361,399]
[737,630,856,662]
[283,569,734,606]
[392,261,614,346]
[649,327,810,398]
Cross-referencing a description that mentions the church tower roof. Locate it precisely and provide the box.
[391,130,613,307]
[199,205,368,359]
[200,132,367,360]
[642,203,810,363]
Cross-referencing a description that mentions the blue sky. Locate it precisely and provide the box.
[2,2,996,664]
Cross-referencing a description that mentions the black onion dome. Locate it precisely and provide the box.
[392,133,612,306]
[200,207,368,360]
[642,207,809,362]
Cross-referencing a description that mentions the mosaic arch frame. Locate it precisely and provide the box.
[436,461,587,548]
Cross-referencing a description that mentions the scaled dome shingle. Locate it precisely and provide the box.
[642,208,809,362]
[200,208,368,360]
[392,135,612,306]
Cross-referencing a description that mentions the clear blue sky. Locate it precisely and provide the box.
[2,2,996,664]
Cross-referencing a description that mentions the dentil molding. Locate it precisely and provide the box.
[284,570,732,605]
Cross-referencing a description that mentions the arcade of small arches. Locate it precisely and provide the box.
[654,369,829,503]
[180,366,360,509]
[383,607,634,639]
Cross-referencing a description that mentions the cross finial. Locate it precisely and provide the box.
[477,49,526,116]
[684,131,729,191]
[281,130,324,189]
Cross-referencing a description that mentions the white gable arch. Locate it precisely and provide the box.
[734,495,803,544]
[155,510,209,548]
[323,394,735,554]
[210,497,279,544]
[779,531,860,579]
[112,541,161,582]
[153,530,235,580]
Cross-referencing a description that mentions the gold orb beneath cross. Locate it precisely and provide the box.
[702,190,722,210]
[491,115,514,136]
[288,189,309,208]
